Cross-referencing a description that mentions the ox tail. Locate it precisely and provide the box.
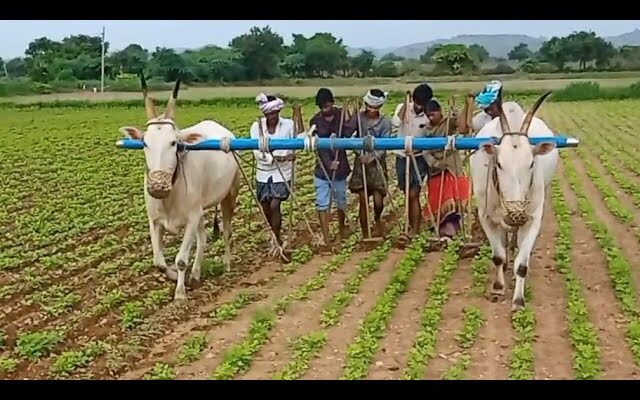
[212,206,221,242]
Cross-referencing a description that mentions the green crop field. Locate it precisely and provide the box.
[1,76,639,104]
[1,91,640,380]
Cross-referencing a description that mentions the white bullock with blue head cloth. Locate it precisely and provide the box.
[469,89,559,312]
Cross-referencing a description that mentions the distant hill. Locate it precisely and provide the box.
[347,30,640,60]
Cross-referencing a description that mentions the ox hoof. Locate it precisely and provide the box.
[511,297,525,312]
[489,281,505,303]
[174,288,187,301]
[165,266,178,281]
[188,273,201,289]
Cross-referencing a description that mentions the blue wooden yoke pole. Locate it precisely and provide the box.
[115,136,579,152]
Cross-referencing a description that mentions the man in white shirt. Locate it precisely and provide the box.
[471,80,503,132]
[251,93,296,246]
[390,83,433,238]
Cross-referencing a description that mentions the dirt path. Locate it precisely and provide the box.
[365,252,442,380]
[302,251,404,380]
[530,196,574,380]
[559,167,640,379]
[422,259,474,380]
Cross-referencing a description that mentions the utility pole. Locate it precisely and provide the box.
[100,26,105,93]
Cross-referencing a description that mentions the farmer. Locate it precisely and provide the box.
[348,89,391,239]
[309,88,353,243]
[422,99,471,237]
[391,83,434,239]
[250,93,296,246]
[472,80,503,132]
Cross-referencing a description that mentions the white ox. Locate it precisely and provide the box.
[118,76,240,300]
[469,92,558,311]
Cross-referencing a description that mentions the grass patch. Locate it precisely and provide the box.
[15,328,65,361]
[211,308,276,380]
[508,308,536,380]
[272,331,327,380]
[50,341,109,377]
[210,292,265,325]
[144,362,175,380]
[471,245,491,296]
[442,354,471,380]
[0,357,18,374]
[177,332,208,365]
[120,301,144,330]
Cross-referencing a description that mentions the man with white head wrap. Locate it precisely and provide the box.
[471,80,503,132]
[250,93,295,246]
[347,88,391,239]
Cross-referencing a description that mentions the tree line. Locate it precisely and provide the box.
[1,26,640,90]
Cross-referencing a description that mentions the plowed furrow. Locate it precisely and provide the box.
[559,164,640,378]
[301,251,403,380]
[529,193,573,379]
[365,252,441,380]
[423,259,474,379]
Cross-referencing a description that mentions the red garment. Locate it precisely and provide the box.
[422,171,471,227]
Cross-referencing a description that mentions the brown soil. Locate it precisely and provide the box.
[530,195,574,380]
[302,250,404,379]
[366,252,441,380]
[558,165,640,379]
[422,259,474,380]
[569,152,640,302]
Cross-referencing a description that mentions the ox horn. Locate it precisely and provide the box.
[520,91,552,136]
[164,79,181,121]
[140,72,157,121]
[495,90,511,134]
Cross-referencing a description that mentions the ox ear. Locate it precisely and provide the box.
[119,126,143,140]
[177,132,204,144]
[533,141,556,156]
[480,141,497,156]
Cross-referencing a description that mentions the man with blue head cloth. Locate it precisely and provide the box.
[472,80,503,132]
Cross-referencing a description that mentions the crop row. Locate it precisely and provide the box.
[561,153,640,364]
[550,177,601,379]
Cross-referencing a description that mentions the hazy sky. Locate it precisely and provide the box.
[1,20,639,59]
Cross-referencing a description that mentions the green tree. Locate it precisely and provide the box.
[110,44,149,75]
[351,50,375,77]
[431,44,474,74]
[292,32,348,77]
[372,61,399,77]
[280,53,306,78]
[539,36,569,71]
[420,44,443,63]
[468,44,490,63]
[6,58,27,77]
[508,43,533,61]
[381,52,404,62]
[148,47,187,82]
[230,26,284,80]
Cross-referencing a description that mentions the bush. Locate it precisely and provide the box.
[552,81,603,101]
[56,69,76,82]
[481,63,516,75]
[372,61,400,78]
